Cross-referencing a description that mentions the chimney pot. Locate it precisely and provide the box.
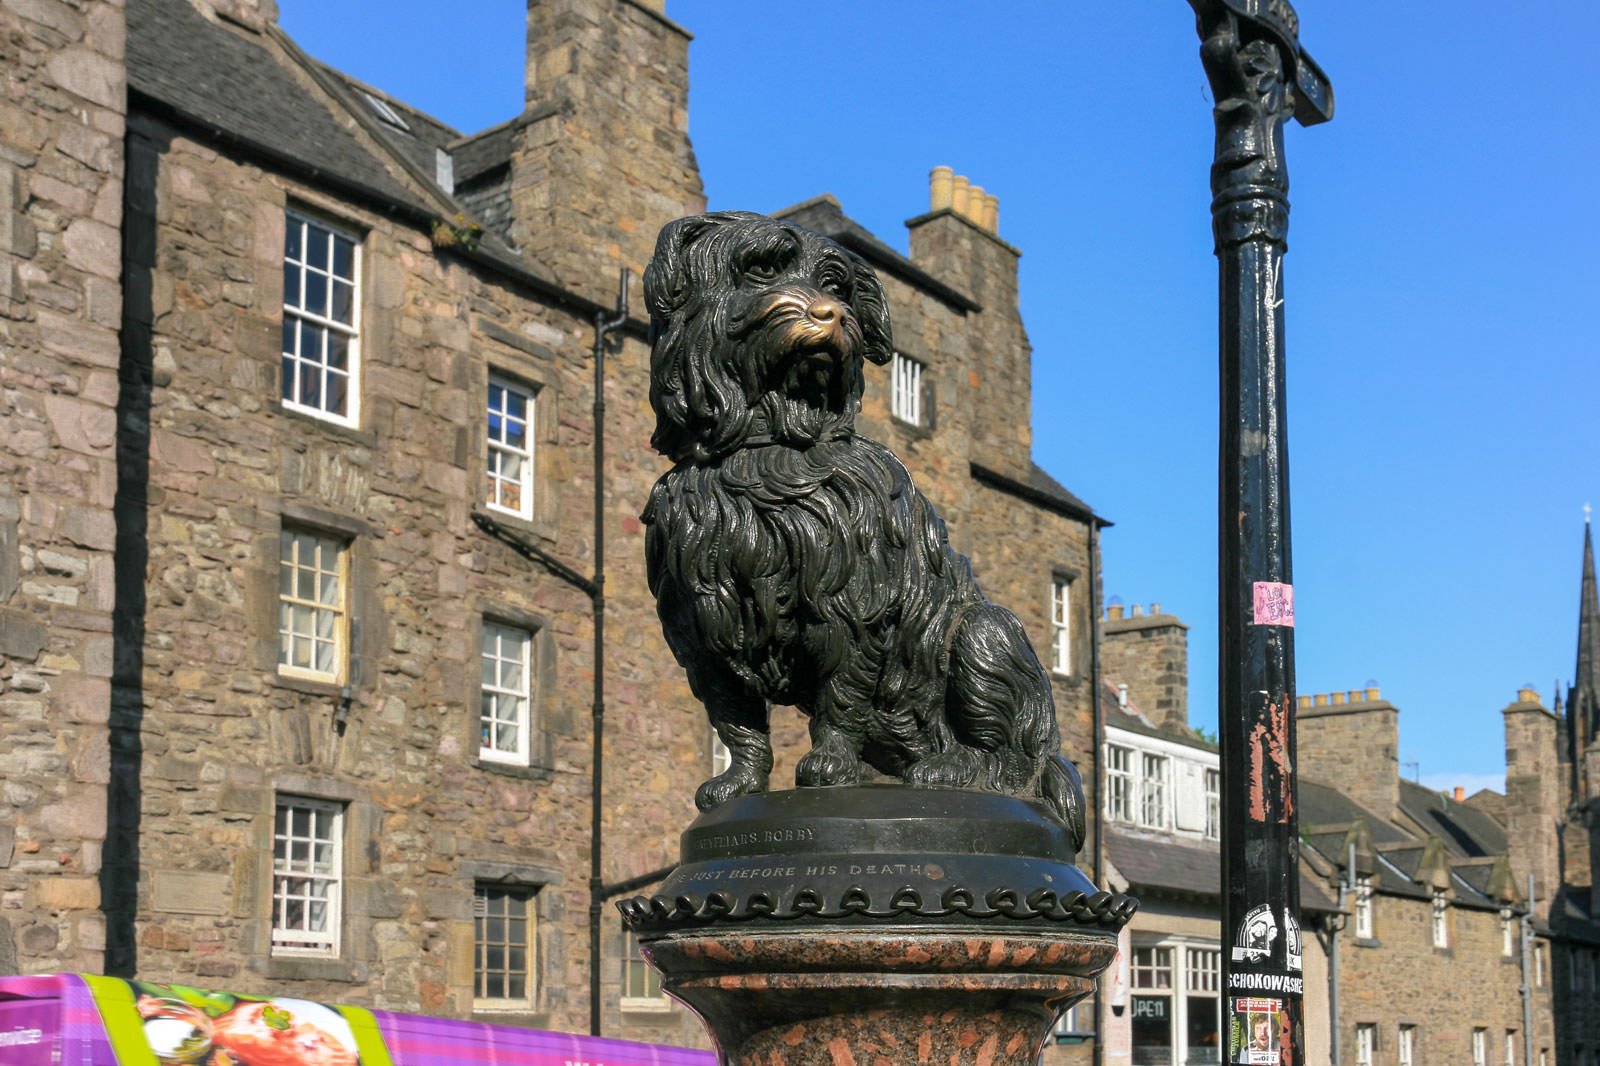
[965,185,985,222]
[1297,695,1311,710]
[1348,689,1363,704]
[1108,605,1124,620]
[1314,693,1327,706]
[1330,692,1346,705]
[930,166,954,212]
[1150,602,1161,615]
[1453,786,1465,802]
[1517,686,1539,704]
[982,193,999,231]
[1131,604,1143,617]
[1365,686,1381,701]
[951,175,971,218]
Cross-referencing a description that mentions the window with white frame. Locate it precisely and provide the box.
[487,376,535,518]
[1398,1025,1415,1066]
[1431,892,1449,949]
[621,928,669,1011]
[1473,1029,1487,1066]
[1185,947,1221,1065]
[1050,577,1072,674]
[1052,1002,1091,1044]
[1204,768,1221,841]
[1106,744,1134,823]
[1501,910,1515,956]
[474,883,535,1010]
[890,351,923,425]
[1506,1031,1517,1066]
[271,797,343,956]
[1354,876,1374,939]
[1127,944,1225,1066]
[480,621,532,764]
[710,729,732,777]
[278,528,347,683]
[282,213,359,423]
[1140,752,1169,828]
[1356,1024,1376,1066]
[1534,941,1544,987]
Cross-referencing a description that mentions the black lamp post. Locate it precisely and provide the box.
[1188,3,1332,1065]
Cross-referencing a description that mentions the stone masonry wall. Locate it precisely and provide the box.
[1102,611,1189,733]
[1297,699,1400,822]
[1338,892,1531,1066]
[0,0,126,977]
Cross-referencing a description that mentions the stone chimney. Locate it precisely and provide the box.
[1503,687,1563,908]
[510,0,705,304]
[1101,606,1189,733]
[1297,687,1400,821]
[907,166,1029,483]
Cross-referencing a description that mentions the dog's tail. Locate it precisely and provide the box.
[947,603,1086,853]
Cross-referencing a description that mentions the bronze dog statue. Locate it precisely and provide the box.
[641,211,1085,851]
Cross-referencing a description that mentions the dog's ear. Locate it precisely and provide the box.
[644,214,718,325]
[848,255,894,365]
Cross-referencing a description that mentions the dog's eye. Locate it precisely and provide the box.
[743,262,780,282]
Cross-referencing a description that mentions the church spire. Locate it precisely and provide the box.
[1576,516,1600,743]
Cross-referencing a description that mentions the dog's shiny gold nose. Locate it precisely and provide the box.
[808,296,842,324]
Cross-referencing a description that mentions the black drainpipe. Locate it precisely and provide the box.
[587,269,629,1037]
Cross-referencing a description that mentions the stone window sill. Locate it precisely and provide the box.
[472,756,553,783]
[275,400,379,449]
[265,956,363,983]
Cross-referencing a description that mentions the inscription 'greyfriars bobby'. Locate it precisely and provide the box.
[641,211,1086,850]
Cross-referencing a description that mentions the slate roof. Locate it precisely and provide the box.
[1104,829,1337,913]
[1298,780,1412,847]
[128,0,423,210]
[1397,778,1507,859]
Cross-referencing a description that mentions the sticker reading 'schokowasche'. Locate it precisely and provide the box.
[1251,582,1294,626]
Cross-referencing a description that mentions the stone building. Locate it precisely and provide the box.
[0,0,1109,1049]
[1094,594,1600,1066]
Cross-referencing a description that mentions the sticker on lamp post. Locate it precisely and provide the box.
[1251,582,1294,626]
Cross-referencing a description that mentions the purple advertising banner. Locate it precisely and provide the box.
[0,974,719,1066]
[371,1009,717,1066]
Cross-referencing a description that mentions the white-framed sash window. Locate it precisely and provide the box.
[271,797,343,957]
[282,213,360,424]
[480,620,533,763]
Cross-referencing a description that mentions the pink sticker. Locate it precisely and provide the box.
[1252,582,1295,626]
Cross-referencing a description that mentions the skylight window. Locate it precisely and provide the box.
[360,90,410,132]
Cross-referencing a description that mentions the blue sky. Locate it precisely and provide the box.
[280,1,1599,797]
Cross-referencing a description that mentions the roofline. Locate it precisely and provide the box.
[130,89,649,339]
[774,195,981,315]
[970,461,1109,527]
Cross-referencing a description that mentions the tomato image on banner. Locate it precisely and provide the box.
[133,981,362,1066]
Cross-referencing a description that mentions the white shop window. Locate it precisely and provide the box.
[1129,943,1222,1066]
[271,797,343,957]
[282,213,360,425]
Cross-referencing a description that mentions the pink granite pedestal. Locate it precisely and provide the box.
[646,927,1117,1066]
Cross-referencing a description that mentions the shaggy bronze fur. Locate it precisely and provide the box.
[641,212,1085,850]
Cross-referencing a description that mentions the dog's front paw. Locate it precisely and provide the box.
[695,763,769,811]
[904,747,982,790]
[795,737,862,788]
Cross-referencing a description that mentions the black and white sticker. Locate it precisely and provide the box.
[1232,903,1279,963]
